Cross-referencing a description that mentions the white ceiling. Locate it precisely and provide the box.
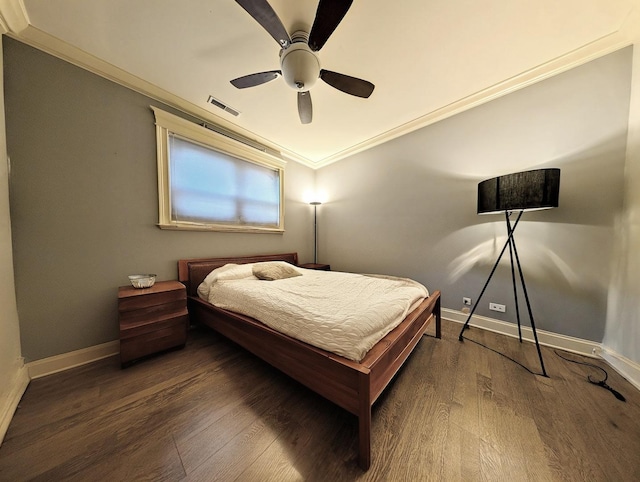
[1,0,637,167]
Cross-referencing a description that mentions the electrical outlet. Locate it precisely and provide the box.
[489,302,506,313]
[463,297,472,306]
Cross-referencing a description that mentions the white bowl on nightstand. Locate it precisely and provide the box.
[128,274,156,289]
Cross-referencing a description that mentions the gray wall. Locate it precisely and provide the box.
[0,38,24,431]
[4,36,633,361]
[317,48,632,342]
[4,38,315,361]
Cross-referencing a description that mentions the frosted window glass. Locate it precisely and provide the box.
[169,134,280,227]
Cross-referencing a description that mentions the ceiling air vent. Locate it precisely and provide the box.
[207,95,240,116]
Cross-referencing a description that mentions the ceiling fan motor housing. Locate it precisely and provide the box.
[280,34,320,91]
[231,3,374,123]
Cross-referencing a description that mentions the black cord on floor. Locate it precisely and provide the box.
[463,335,541,376]
[554,350,626,402]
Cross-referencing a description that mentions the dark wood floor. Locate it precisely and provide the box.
[1,320,639,481]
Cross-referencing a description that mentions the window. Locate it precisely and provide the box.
[153,107,285,232]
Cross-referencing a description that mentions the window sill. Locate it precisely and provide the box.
[157,223,284,234]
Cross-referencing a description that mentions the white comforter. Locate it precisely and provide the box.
[197,262,429,362]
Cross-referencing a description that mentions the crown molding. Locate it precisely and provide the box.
[2,2,637,170]
[4,20,317,168]
[0,0,28,35]
[312,29,633,169]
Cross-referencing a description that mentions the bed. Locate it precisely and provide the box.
[178,253,441,470]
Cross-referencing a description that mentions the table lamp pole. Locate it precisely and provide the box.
[310,201,321,264]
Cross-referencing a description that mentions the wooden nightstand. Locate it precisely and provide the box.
[118,280,188,367]
[299,263,331,271]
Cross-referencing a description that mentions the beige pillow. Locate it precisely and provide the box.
[252,262,302,281]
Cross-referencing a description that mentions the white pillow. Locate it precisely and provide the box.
[252,261,302,281]
[197,263,257,299]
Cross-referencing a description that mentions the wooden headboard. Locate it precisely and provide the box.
[177,252,299,297]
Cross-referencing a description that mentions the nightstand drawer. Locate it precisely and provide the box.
[120,317,188,364]
[118,288,186,312]
[119,300,187,325]
[120,312,188,338]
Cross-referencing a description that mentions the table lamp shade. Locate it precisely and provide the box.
[477,168,560,214]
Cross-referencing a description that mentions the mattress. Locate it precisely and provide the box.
[197,262,429,361]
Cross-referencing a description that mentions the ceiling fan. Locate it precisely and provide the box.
[231,0,375,124]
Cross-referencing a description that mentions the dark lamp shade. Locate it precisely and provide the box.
[477,168,560,214]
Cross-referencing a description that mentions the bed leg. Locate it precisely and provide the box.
[358,373,372,470]
[358,408,372,470]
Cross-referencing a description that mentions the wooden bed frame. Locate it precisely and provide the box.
[178,253,441,470]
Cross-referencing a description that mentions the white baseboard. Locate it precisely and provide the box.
[0,361,29,446]
[443,308,602,356]
[17,315,640,393]
[27,340,120,380]
[442,309,640,390]
[1,342,119,444]
[600,347,640,392]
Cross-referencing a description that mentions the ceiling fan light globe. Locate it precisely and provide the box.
[280,43,320,91]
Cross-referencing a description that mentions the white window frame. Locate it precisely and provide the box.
[152,107,286,233]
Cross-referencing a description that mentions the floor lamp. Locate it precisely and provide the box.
[458,168,561,378]
[310,201,321,264]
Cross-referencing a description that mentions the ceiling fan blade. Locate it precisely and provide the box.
[235,0,291,48]
[308,0,354,51]
[231,70,282,89]
[320,70,375,98]
[298,91,312,124]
